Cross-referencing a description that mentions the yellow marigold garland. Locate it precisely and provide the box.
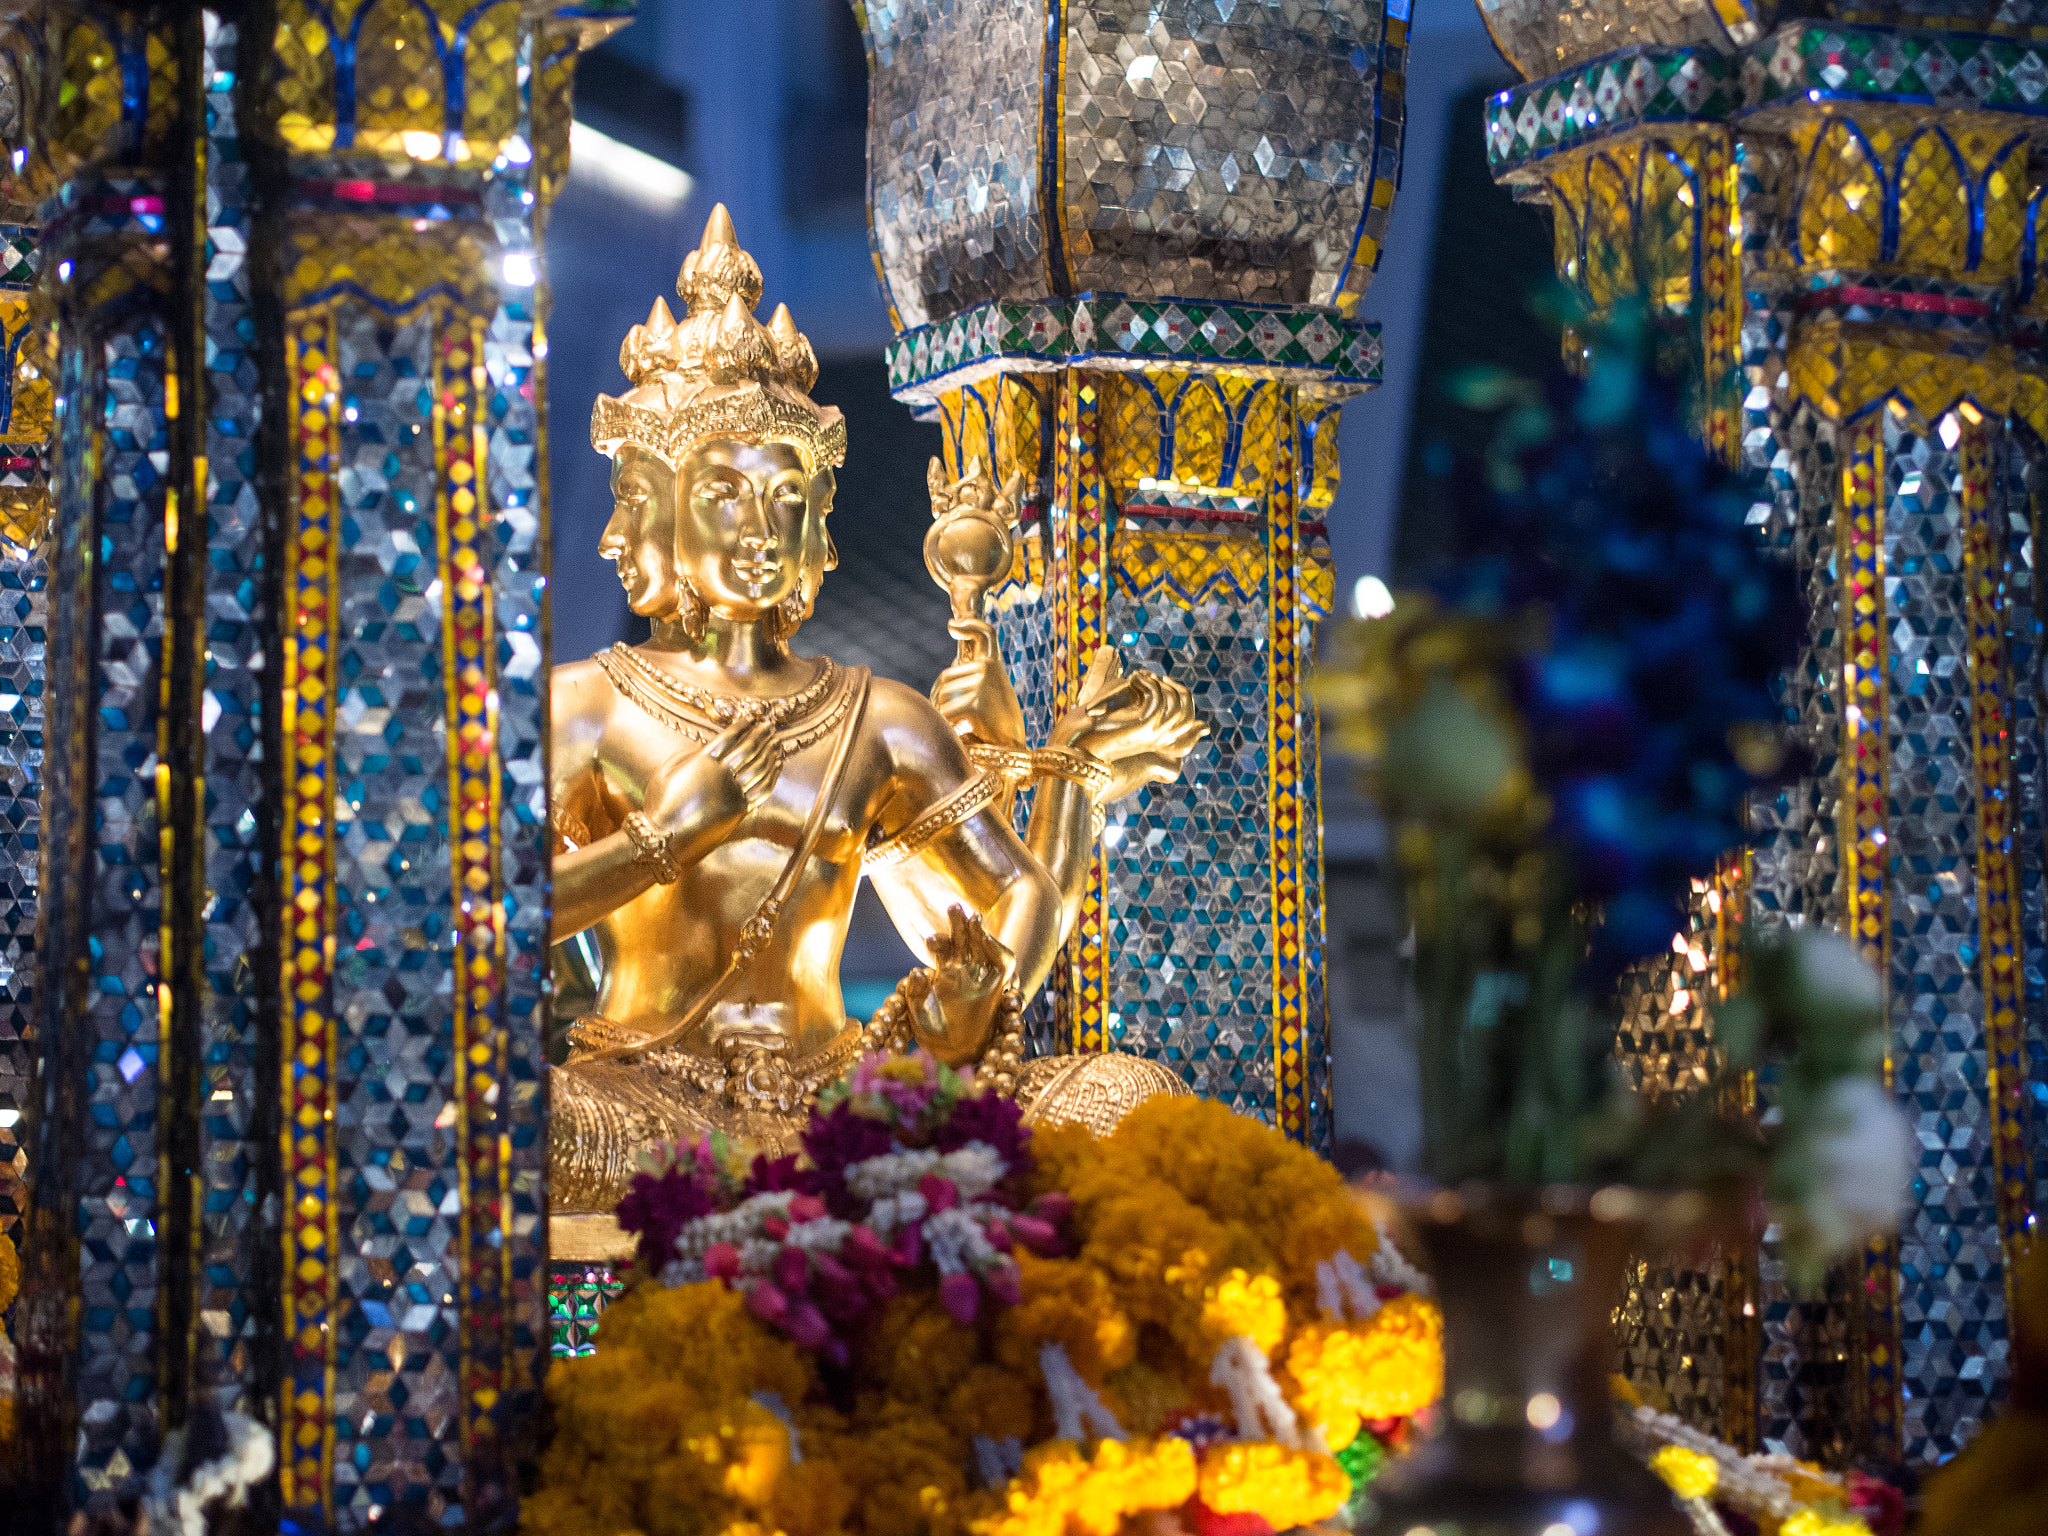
[1648,1444,1717,1502]
[1283,1294,1445,1447]
[1200,1269,1287,1353]
[971,1438,1196,1536]
[530,1082,1439,1536]
[996,1253,1136,1382]
[1196,1441,1351,1528]
[1779,1511,1871,1536]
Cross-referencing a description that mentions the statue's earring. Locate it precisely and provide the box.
[672,579,710,644]
[824,532,839,572]
[769,589,807,642]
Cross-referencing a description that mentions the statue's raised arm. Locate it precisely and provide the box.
[547,208,1203,1258]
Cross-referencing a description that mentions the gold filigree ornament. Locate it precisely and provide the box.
[588,203,847,473]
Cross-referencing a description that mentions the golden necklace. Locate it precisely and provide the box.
[599,645,851,756]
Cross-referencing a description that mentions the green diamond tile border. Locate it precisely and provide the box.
[1488,24,2048,182]
[886,293,1381,407]
[0,226,36,292]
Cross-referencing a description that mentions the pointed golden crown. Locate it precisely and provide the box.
[589,204,846,472]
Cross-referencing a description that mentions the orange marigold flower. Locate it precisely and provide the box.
[1284,1295,1445,1448]
[973,1437,1198,1536]
[996,1253,1136,1381]
[1201,1269,1288,1353]
[1197,1441,1351,1528]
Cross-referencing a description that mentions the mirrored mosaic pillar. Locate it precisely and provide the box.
[1484,4,2048,1469]
[0,16,49,1266]
[10,3,627,1528]
[858,0,1406,1148]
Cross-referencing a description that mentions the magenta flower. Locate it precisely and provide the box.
[744,1152,808,1196]
[785,1301,831,1350]
[939,1271,981,1325]
[748,1282,790,1326]
[984,1258,1022,1307]
[614,1164,718,1271]
[932,1091,1030,1168]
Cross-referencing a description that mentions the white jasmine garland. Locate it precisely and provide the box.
[862,1189,929,1236]
[1792,929,1884,1013]
[144,1412,276,1536]
[785,1216,854,1253]
[973,1433,1024,1489]
[671,1191,796,1263]
[845,1148,942,1199]
[1040,1342,1127,1442]
[1317,1249,1381,1320]
[660,1257,700,1287]
[923,1206,999,1275]
[1624,1406,1842,1522]
[1367,1225,1431,1296]
[1209,1335,1320,1451]
[1800,1075,1912,1258]
[752,1391,802,1464]
[731,1236,778,1275]
[844,1142,1007,1203]
[938,1143,1008,1200]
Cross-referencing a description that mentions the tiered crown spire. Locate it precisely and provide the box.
[591,205,845,471]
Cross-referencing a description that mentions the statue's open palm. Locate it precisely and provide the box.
[907,904,1012,1059]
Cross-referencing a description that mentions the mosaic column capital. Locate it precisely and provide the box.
[856,0,1406,329]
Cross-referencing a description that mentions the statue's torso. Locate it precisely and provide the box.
[555,651,930,1060]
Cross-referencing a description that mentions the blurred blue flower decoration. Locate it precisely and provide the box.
[1428,318,1804,986]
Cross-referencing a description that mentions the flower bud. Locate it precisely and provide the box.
[939,1271,981,1325]
[1031,1191,1075,1226]
[747,1282,790,1325]
[785,1301,832,1350]
[1009,1214,1061,1255]
[894,1224,923,1267]
[984,1259,1022,1307]
[843,1223,894,1270]
[773,1245,810,1296]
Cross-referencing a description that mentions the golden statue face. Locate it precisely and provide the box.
[675,438,824,619]
[601,446,682,618]
[599,438,834,624]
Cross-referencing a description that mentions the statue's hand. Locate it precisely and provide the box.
[931,618,1027,749]
[907,904,1013,1065]
[1050,652,1207,802]
[639,720,781,859]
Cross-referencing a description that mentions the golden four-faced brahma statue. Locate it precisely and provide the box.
[548,208,1207,1255]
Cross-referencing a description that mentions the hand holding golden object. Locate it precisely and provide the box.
[926,458,1029,751]
[1052,646,1209,800]
[931,616,1028,751]
[639,717,781,847]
